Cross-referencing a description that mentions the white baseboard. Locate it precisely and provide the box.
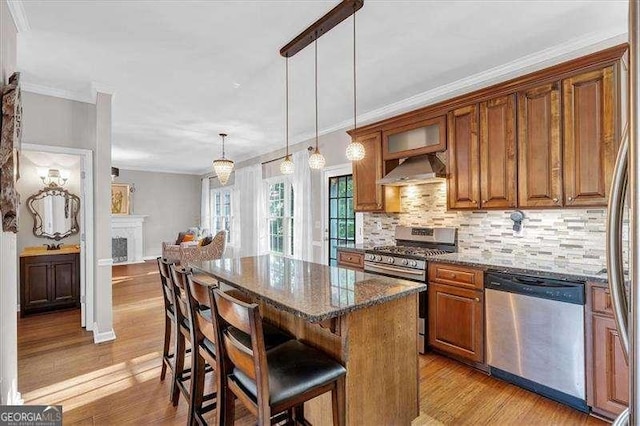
[112,260,146,266]
[7,389,23,405]
[93,323,116,344]
[97,258,114,267]
[143,255,161,261]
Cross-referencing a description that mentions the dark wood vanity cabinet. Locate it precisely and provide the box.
[20,251,80,316]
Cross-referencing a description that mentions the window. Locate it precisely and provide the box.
[267,180,294,256]
[328,175,355,266]
[210,188,232,243]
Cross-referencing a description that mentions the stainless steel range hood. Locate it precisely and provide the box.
[377,154,447,186]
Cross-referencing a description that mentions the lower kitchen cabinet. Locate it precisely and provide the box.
[336,249,364,271]
[20,251,80,316]
[428,263,485,365]
[587,282,629,419]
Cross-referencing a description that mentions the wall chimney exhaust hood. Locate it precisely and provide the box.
[377,155,447,186]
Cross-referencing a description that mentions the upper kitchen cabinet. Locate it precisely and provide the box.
[479,95,517,209]
[517,82,563,208]
[352,132,401,212]
[382,115,446,160]
[563,66,617,207]
[447,105,480,210]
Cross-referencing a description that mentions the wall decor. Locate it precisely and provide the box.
[0,72,23,233]
[111,183,131,215]
[26,186,80,241]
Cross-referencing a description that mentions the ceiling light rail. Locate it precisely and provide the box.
[279,0,364,58]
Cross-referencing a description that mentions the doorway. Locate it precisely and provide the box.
[20,144,94,329]
[322,164,363,265]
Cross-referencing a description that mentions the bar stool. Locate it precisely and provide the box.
[156,257,177,383]
[209,288,347,426]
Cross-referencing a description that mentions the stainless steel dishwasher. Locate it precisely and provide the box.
[485,272,587,412]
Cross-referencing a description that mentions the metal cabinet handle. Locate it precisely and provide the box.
[606,122,629,361]
[568,196,573,202]
[474,297,480,302]
[552,197,559,203]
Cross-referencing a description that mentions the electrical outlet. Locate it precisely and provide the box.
[513,225,525,238]
[376,221,383,231]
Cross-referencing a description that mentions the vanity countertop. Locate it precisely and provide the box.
[20,245,81,257]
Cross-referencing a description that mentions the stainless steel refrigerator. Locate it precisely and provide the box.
[609,2,639,424]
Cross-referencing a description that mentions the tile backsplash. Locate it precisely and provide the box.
[363,182,622,266]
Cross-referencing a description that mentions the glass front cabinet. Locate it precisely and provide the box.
[382,115,447,160]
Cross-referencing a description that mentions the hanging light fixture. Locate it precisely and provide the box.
[280,57,294,175]
[308,39,326,170]
[212,133,234,185]
[345,7,365,161]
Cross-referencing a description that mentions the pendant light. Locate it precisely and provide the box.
[345,8,365,161]
[280,57,294,175]
[212,133,234,185]
[308,39,326,170]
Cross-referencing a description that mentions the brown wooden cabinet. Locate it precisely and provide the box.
[479,95,517,209]
[20,251,80,316]
[382,115,447,160]
[447,105,480,210]
[563,66,617,207]
[428,263,484,364]
[352,132,400,213]
[587,282,629,419]
[336,249,364,271]
[517,82,563,208]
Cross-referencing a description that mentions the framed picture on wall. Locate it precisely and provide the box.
[111,183,130,215]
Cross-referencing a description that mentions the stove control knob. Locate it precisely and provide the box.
[410,260,418,267]
[386,257,394,264]
[402,259,409,266]
[375,255,382,262]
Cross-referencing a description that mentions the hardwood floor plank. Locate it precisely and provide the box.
[17,261,604,425]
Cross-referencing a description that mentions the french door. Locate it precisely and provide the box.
[327,174,356,266]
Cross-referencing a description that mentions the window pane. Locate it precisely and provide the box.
[338,177,347,197]
[338,220,347,239]
[330,219,338,238]
[290,186,294,217]
[347,220,355,239]
[330,199,337,219]
[346,176,353,197]
[347,198,353,218]
[330,178,338,197]
[338,198,346,218]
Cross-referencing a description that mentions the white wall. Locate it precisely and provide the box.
[21,90,114,340]
[116,169,201,258]
[16,152,82,254]
[0,0,20,405]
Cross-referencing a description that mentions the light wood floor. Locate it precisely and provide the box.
[17,261,605,425]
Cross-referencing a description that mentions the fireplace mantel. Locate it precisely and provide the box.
[111,215,147,265]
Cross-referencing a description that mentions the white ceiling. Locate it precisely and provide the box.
[17,1,627,175]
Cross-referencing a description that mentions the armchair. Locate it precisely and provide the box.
[162,230,226,265]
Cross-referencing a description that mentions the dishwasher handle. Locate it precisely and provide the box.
[485,273,585,305]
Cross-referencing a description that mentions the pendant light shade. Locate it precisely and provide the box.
[213,133,234,185]
[309,39,325,170]
[345,8,366,162]
[280,57,294,175]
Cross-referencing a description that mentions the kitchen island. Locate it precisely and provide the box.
[191,254,425,426]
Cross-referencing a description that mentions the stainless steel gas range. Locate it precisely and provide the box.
[364,226,457,353]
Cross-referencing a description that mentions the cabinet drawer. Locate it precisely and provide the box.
[591,285,614,317]
[337,251,364,270]
[428,262,484,290]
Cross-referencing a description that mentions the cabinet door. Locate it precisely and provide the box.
[51,259,77,303]
[428,282,484,363]
[480,95,517,209]
[518,82,563,207]
[353,132,384,212]
[22,261,51,311]
[563,66,616,207]
[447,105,480,209]
[592,314,629,417]
[382,115,447,160]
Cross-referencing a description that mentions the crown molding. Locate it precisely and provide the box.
[21,82,95,104]
[6,0,30,33]
[112,163,204,176]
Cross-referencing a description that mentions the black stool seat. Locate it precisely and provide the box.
[232,340,347,406]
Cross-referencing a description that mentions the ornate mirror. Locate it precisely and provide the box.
[26,186,80,240]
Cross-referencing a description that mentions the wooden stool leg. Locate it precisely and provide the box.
[189,351,206,426]
[161,315,171,381]
[293,405,305,425]
[223,386,236,426]
[331,376,346,426]
[172,332,186,406]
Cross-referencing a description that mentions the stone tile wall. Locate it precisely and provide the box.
[363,182,627,266]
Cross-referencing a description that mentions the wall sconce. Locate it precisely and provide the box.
[111,167,119,182]
[38,168,69,187]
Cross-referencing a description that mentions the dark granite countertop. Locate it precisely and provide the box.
[428,252,608,283]
[191,255,425,322]
[335,243,376,253]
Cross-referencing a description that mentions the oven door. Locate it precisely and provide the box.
[364,262,426,282]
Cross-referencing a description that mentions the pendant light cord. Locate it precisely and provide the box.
[286,57,289,157]
[315,38,319,151]
[353,7,357,135]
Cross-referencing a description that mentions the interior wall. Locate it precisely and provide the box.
[16,152,82,254]
[21,90,114,340]
[117,169,201,258]
[0,0,20,405]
